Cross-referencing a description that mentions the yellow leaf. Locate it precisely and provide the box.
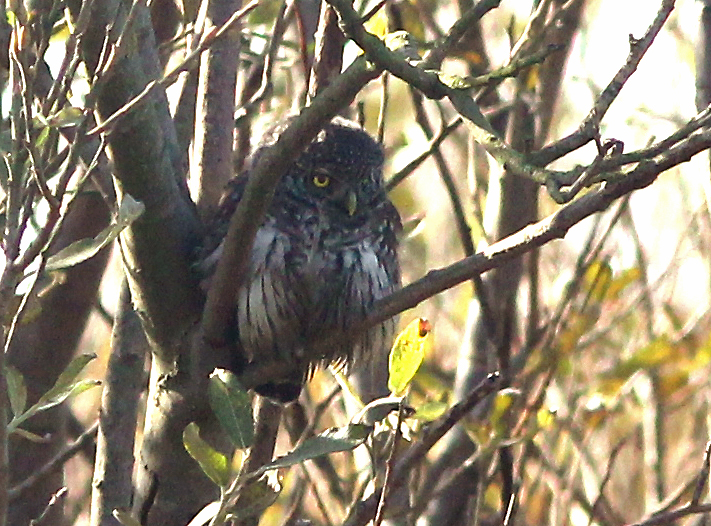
[364,6,388,39]
[628,336,674,369]
[524,64,539,91]
[555,312,595,355]
[458,51,485,66]
[607,267,641,300]
[489,388,520,436]
[536,407,556,429]
[388,318,432,396]
[412,401,448,422]
[584,260,613,303]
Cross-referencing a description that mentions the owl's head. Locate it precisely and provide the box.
[253,117,386,221]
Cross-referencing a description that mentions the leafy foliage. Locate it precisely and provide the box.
[3,1,711,526]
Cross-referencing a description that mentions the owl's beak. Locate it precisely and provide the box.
[345,189,358,216]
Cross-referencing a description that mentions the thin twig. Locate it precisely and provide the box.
[235,0,291,122]
[587,437,628,526]
[629,503,711,526]
[9,421,99,499]
[28,487,67,526]
[373,402,405,526]
[86,0,261,137]
[343,373,501,526]
[377,73,388,144]
[420,0,501,69]
[529,0,676,167]
[385,116,463,191]
[691,441,711,506]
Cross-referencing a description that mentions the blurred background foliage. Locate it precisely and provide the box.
[3,0,711,524]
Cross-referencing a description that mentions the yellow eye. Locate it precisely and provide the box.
[313,174,330,188]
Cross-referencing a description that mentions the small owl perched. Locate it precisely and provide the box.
[201,116,401,401]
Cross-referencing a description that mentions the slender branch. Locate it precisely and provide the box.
[328,0,449,100]
[691,441,711,505]
[307,1,345,101]
[466,43,563,88]
[235,0,291,121]
[385,116,462,191]
[201,56,381,351]
[330,0,677,203]
[587,437,628,526]
[0,326,7,526]
[343,373,502,526]
[86,0,260,138]
[628,503,711,526]
[364,127,711,330]
[373,402,405,526]
[409,94,474,257]
[230,399,282,526]
[9,421,99,499]
[90,280,148,526]
[420,0,502,69]
[528,0,676,167]
[327,0,571,194]
[190,0,244,217]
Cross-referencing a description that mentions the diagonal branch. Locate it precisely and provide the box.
[236,122,711,391]
[201,56,382,352]
[367,128,711,328]
[328,0,676,202]
[528,0,676,167]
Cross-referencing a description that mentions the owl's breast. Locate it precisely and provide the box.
[236,210,396,366]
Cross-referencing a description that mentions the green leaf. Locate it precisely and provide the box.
[402,212,426,239]
[254,424,372,477]
[12,427,47,442]
[353,396,402,424]
[412,401,448,422]
[388,318,431,396]
[5,366,26,417]
[48,353,97,393]
[208,369,254,449]
[43,107,84,129]
[45,194,145,272]
[183,422,230,488]
[8,354,100,433]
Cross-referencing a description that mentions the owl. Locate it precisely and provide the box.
[201,116,401,401]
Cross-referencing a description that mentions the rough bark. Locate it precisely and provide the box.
[90,281,148,526]
[74,2,210,523]
[189,0,243,218]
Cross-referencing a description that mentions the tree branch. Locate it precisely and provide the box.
[201,56,382,353]
[78,1,203,356]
